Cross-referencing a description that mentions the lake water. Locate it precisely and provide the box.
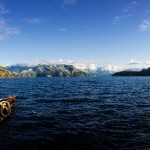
[0,77,150,150]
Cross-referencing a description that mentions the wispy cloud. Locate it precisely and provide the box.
[129,59,142,65]
[0,19,20,40]
[62,0,77,6]
[129,59,150,65]
[0,1,19,40]
[113,1,139,24]
[0,2,9,15]
[122,1,139,13]
[113,16,125,23]
[139,20,150,32]
[23,18,45,24]
[0,19,5,27]
[57,27,68,32]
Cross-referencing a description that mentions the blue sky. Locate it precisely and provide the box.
[0,0,150,68]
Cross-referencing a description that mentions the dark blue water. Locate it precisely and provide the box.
[0,77,150,150]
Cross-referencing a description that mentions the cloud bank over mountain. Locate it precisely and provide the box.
[8,60,124,76]
[6,59,150,77]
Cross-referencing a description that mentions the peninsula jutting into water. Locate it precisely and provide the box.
[113,67,150,76]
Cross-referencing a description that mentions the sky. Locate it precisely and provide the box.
[0,0,150,69]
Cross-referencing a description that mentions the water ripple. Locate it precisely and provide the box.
[0,77,150,149]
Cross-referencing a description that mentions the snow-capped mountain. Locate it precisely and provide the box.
[7,60,123,77]
[7,64,87,77]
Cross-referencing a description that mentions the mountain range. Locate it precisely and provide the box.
[1,63,150,78]
[5,64,88,78]
[5,62,118,78]
[0,62,126,78]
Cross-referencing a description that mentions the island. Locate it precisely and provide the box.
[112,67,150,76]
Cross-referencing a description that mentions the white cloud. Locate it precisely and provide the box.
[0,19,20,40]
[23,18,45,24]
[88,64,97,70]
[72,62,98,71]
[102,65,123,73]
[139,20,150,32]
[62,0,77,6]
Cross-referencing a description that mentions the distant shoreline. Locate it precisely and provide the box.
[112,67,150,76]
